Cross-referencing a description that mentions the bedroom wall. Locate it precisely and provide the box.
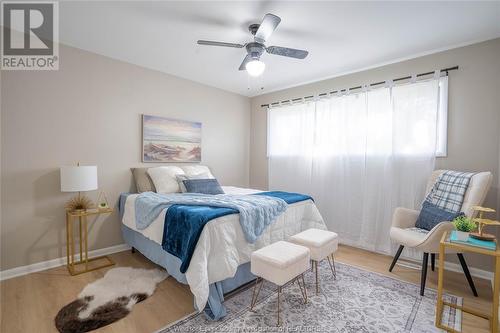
[250,38,500,272]
[0,44,251,271]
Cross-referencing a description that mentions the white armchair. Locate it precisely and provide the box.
[389,170,493,296]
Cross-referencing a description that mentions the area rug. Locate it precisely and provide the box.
[159,261,461,333]
[55,267,168,333]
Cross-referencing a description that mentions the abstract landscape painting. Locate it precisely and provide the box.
[142,115,201,162]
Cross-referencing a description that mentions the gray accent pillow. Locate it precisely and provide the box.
[183,179,224,195]
[415,201,464,231]
[176,172,210,192]
[131,167,156,193]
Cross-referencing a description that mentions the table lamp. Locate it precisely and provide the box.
[60,164,98,212]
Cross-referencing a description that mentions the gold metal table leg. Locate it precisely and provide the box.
[78,217,82,261]
[83,215,89,270]
[70,215,75,269]
[436,245,445,328]
[492,256,500,333]
[65,213,70,268]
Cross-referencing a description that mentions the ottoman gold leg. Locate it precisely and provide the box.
[327,254,337,279]
[250,278,263,310]
[302,273,308,303]
[277,286,282,326]
[296,273,308,304]
[315,260,320,294]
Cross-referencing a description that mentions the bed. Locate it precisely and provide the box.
[119,185,327,320]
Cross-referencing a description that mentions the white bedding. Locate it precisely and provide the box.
[121,186,326,311]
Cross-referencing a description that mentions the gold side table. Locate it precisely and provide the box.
[66,208,115,275]
[436,231,499,333]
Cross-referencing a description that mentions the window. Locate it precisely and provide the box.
[268,76,448,158]
[266,76,449,254]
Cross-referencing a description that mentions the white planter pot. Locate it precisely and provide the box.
[455,231,470,241]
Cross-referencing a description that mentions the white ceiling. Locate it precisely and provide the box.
[59,1,500,97]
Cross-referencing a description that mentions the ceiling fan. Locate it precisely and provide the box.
[197,13,309,77]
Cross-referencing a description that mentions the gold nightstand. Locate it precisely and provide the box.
[66,208,115,275]
[436,231,499,332]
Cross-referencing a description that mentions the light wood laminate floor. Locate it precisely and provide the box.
[0,245,494,333]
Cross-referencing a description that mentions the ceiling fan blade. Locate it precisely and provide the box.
[197,40,245,48]
[255,13,281,43]
[266,46,309,59]
[238,54,252,71]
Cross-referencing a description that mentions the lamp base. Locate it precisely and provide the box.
[65,194,94,212]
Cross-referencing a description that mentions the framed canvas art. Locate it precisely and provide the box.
[142,115,202,162]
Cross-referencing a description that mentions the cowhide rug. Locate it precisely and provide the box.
[55,267,168,333]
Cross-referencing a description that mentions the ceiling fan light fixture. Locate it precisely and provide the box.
[246,59,265,77]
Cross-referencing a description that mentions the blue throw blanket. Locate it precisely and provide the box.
[254,191,313,204]
[134,191,312,273]
[135,192,288,242]
[163,204,237,273]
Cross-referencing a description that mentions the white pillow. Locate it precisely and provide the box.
[176,172,211,193]
[147,166,185,194]
[181,165,215,178]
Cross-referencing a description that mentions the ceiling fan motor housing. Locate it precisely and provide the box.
[246,42,265,60]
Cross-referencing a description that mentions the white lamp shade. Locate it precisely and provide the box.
[60,166,98,192]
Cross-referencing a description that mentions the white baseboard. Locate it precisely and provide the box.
[0,243,131,281]
[396,257,494,283]
[338,239,494,284]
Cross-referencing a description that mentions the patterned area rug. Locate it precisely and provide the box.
[159,261,461,332]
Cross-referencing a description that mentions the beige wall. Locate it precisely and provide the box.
[1,44,251,271]
[250,38,500,271]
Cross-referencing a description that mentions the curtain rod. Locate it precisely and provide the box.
[260,66,459,108]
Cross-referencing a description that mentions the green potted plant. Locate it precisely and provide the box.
[452,216,477,241]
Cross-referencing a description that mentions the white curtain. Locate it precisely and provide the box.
[268,78,443,255]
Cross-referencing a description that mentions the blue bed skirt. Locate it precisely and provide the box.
[121,224,255,320]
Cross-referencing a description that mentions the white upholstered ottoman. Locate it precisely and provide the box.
[250,241,310,326]
[290,228,338,294]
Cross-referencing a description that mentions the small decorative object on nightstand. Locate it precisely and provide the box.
[452,216,476,241]
[470,206,500,241]
[60,163,98,212]
[66,207,114,275]
[96,190,110,210]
